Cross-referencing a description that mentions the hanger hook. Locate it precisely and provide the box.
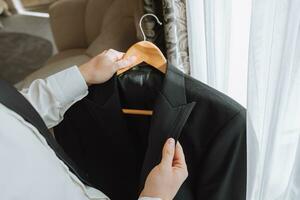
[139,13,163,41]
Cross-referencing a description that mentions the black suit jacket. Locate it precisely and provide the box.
[54,64,246,200]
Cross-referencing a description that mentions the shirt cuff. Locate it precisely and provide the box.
[138,197,161,200]
[47,66,88,106]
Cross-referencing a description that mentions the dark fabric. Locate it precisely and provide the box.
[54,63,247,200]
[0,79,91,186]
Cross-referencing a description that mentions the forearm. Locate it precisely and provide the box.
[20,66,88,128]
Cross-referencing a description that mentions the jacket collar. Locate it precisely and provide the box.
[86,63,196,189]
[161,63,188,106]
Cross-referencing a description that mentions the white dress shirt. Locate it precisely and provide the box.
[0,66,160,200]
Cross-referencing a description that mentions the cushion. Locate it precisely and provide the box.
[46,49,87,65]
[16,54,90,89]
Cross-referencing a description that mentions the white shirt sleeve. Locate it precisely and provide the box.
[19,66,88,129]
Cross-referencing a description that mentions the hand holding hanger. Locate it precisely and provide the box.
[79,49,136,85]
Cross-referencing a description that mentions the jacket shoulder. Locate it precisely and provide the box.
[183,75,246,143]
[184,75,245,116]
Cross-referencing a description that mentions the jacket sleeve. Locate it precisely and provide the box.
[196,110,247,200]
[20,66,88,129]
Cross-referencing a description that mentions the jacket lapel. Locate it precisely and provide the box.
[139,64,196,189]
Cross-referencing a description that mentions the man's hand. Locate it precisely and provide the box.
[140,138,188,200]
[79,49,136,85]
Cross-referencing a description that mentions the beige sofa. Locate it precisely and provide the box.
[17,0,141,89]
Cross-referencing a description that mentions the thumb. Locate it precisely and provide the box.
[160,138,175,167]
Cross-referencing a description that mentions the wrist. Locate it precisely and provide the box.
[79,64,92,85]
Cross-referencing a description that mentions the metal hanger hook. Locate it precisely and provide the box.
[139,13,163,41]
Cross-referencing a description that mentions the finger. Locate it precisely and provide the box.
[160,138,175,167]
[106,49,125,61]
[173,142,187,169]
[115,56,136,70]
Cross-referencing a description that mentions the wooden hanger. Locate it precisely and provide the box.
[117,14,167,116]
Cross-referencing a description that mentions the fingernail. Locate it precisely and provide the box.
[168,138,175,146]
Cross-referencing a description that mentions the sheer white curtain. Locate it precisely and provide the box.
[247,0,300,199]
[186,0,300,199]
[186,0,251,106]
